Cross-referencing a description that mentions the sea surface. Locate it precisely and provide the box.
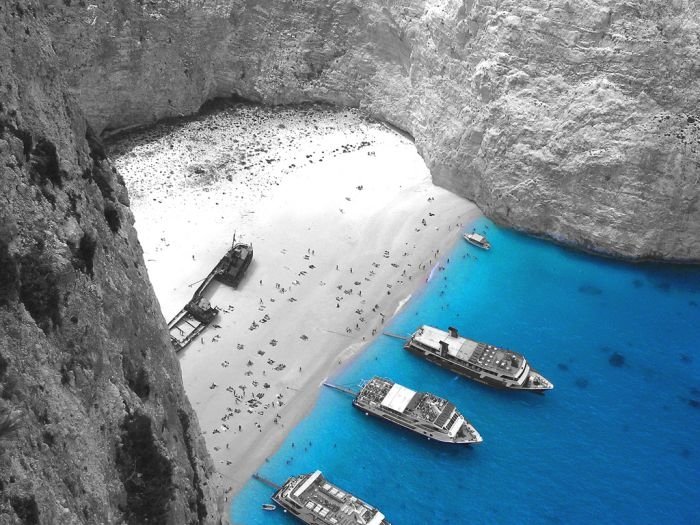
[231,218,700,524]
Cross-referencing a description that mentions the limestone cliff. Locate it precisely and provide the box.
[0,0,696,521]
[0,3,219,523]
[44,0,700,261]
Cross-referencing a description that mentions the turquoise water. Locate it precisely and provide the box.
[231,218,700,524]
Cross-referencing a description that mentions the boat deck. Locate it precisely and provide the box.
[406,325,553,391]
[214,243,253,285]
[357,378,393,405]
[410,325,525,376]
[169,313,204,351]
[357,377,454,425]
[468,343,522,375]
[464,232,490,249]
[410,325,476,359]
[276,472,386,525]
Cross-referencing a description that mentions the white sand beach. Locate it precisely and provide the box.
[109,104,481,502]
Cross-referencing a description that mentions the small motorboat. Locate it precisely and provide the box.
[262,503,277,511]
[464,232,491,250]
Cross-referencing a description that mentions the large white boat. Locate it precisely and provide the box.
[272,471,390,525]
[353,377,482,444]
[405,325,553,392]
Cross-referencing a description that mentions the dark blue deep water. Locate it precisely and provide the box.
[231,218,700,524]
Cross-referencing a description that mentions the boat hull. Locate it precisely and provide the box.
[464,235,491,250]
[352,399,477,444]
[168,307,217,352]
[404,342,549,392]
[467,240,490,250]
[272,473,390,525]
[272,498,386,525]
[214,249,252,287]
[270,498,304,522]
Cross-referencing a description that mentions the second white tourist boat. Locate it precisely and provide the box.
[352,377,483,444]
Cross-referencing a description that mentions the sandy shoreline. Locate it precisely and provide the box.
[108,103,481,513]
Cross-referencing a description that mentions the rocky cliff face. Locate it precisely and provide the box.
[0,3,219,523]
[44,0,700,261]
[0,0,695,521]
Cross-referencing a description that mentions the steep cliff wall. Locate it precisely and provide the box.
[45,0,700,261]
[0,3,219,523]
[0,0,695,520]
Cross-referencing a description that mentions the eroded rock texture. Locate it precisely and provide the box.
[0,0,696,521]
[0,3,219,523]
[45,0,700,260]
